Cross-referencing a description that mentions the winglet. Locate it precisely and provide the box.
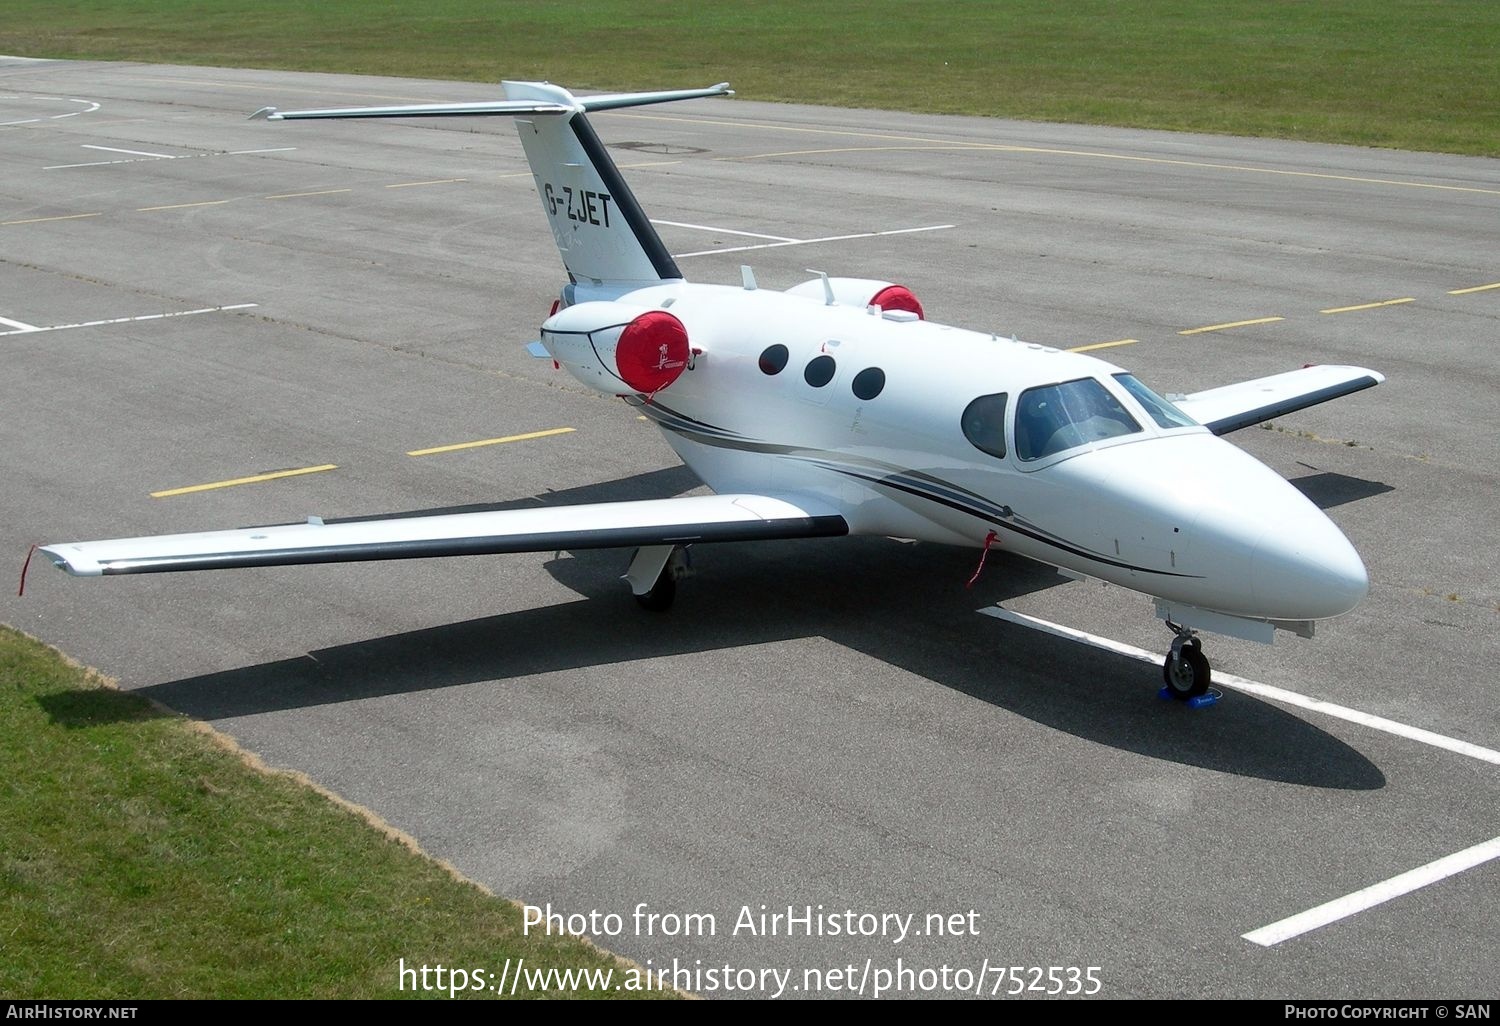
[249,106,278,121]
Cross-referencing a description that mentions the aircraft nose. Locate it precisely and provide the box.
[1249,514,1369,620]
[1037,432,1373,621]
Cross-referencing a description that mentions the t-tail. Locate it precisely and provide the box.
[251,81,732,288]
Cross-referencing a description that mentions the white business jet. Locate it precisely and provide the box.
[40,81,1383,700]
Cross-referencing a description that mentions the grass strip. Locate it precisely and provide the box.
[3,1,1497,155]
[0,625,668,999]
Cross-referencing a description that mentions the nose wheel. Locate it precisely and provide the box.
[1162,623,1211,699]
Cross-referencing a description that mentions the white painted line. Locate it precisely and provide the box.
[54,101,100,119]
[675,224,954,258]
[1244,836,1500,947]
[81,144,174,158]
[1212,673,1500,765]
[15,97,99,120]
[1,93,94,125]
[0,315,41,332]
[0,304,257,337]
[46,159,142,169]
[47,146,296,170]
[978,605,1500,766]
[651,219,798,242]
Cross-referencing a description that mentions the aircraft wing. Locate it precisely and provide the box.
[40,494,848,577]
[1175,365,1385,435]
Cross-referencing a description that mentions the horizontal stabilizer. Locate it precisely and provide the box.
[579,84,732,112]
[251,100,572,121]
[1176,365,1384,435]
[250,83,732,122]
[41,494,847,577]
[250,80,732,287]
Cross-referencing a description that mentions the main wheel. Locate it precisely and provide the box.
[1162,646,1211,699]
[634,570,676,612]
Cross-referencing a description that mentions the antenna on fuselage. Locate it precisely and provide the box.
[806,269,835,306]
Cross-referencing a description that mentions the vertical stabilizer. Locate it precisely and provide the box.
[503,82,679,287]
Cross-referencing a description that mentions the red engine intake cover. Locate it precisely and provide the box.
[615,310,691,394]
[869,284,925,320]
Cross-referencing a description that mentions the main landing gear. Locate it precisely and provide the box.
[624,544,692,612]
[1161,620,1212,700]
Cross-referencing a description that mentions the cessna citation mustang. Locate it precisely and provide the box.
[40,81,1383,700]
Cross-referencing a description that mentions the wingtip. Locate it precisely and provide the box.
[248,106,280,121]
[34,544,96,577]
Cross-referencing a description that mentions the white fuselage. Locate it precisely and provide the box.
[541,281,1368,624]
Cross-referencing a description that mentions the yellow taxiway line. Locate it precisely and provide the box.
[407,427,576,457]
[152,464,338,498]
[1067,338,1139,353]
[1178,317,1284,336]
[1449,281,1500,296]
[385,178,468,189]
[1,212,102,226]
[1320,297,1414,314]
[136,200,233,212]
[264,188,352,200]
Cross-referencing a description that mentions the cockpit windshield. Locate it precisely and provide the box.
[1112,373,1198,429]
[1015,377,1142,461]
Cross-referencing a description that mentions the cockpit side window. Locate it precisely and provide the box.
[961,393,1009,459]
[1113,373,1197,429]
[1015,378,1142,461]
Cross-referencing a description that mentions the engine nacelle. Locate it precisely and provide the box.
[784,277,924,319]
[540,302,692,396]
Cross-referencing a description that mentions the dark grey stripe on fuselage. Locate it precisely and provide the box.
[639,400,1199,579]
[570,115,682,281]
[826,466,1198,579]
[97,516,850,575]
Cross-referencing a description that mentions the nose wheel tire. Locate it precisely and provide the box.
[1162,642,1211,699]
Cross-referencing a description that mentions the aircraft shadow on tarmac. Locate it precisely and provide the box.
[88,467,1384,790]
[1290,470,1394,510]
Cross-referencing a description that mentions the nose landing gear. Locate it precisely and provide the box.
[1162,621,1211,700]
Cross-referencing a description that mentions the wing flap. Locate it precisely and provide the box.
[41,494,847,577]
[1175,365,1384,435]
